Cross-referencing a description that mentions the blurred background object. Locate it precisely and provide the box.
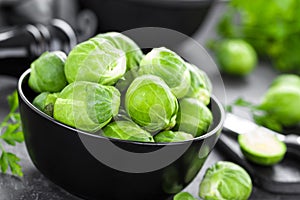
[214,0,300,74]
[0,0,216,77]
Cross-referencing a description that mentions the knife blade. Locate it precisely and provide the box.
[223,113,300,149]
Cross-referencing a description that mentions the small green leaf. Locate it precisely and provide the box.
[233,97,254,107]
[10,113,21,123]
[225,104,233,112]
[0,151,8,173]
[0,91,24,177]
[1,123,22,146]
[7,91,19,113]
[7,152,23,177]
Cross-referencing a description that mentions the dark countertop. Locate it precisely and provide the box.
[0,1,300,200]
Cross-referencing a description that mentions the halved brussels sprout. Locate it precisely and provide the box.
[199,161,252,200]
[185,63,212,105]
[94,32,143,71]
[125,75,178,133]
[102,121,154,142]
[64,37,126,85]
[33,92,59,116]
[29,51,67,93]
[175,98,213,137]
[138,47,191,98]
[238,128,287,165]
[53,81,120,132]
[154,130,193,143]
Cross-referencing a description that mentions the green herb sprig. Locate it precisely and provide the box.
[0,91,24,177]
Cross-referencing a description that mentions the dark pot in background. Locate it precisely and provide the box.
[18,69,224,200]
[79,0,216,36]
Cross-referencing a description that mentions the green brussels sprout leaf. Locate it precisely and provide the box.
[102,121,154,142]
[33,92,59,116]
[154,130,193,143]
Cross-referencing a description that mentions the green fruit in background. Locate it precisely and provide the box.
[216,39,257,76]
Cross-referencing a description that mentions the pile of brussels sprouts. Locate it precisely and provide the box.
[29,32,213,143]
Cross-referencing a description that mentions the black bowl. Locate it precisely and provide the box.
[79,0,216,36]
[18,69,225,200]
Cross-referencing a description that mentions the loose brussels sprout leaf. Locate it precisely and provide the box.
[175,98,213,137]
[102,121,154,142]
[53,81,120,132]
[259,84,300,127]
[174,192,197,200]
[154,130,193,143]
[29,51,67,93]
[94,32,144,71]
[64,37,126,85]
[185,63,212,105]
[199,161,252,200]
[125,75,178,133]
[238,128,287,165]
[138,47,191,98]
[33,92,59,116]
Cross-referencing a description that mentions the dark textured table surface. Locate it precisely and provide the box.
[0,2,300,200]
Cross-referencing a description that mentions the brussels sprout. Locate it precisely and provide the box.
[154,130,193,143]
[138,47,191,98]
[33,92,59,116]
[199,161,252,200]
[238,128,287,165]
[175,98,213,137]
[95,32,143,71]
[259,83,300,127]
[64,37,126,85]
[125,75,178,133]
[102,121,154,142]
[270,74,300,88]
[28,51,67,93]
[185,63,212,105]
[174,192,197,200]
[53,81,120,132]
[215,39,257,76]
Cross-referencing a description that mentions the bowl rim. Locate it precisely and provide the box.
[18,68,225,146]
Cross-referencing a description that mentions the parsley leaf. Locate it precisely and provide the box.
[0,91,24,177]
[216,0,300,74]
